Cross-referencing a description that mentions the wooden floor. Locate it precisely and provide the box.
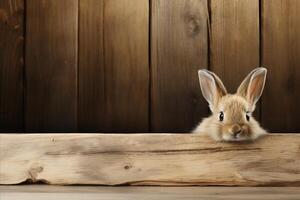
[0,186,300,200]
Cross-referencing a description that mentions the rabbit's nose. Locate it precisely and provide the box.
[231,124,242,137]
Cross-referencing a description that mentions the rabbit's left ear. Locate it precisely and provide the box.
[237,67,267,111]
[198,69,227,111]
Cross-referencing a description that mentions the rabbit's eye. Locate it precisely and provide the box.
[219,111,224,122]
[246,112,250,121]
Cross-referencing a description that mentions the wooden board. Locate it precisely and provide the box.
[0,0,24,132]
[101,0,149,132]
[25,0,78,132]
[78,0,105,132]
[210,0,260,92]
[151,0,209,132]
[262,0,300,132]
[0,133,299,186]
[210,0,260,118]
[1,186,300,200]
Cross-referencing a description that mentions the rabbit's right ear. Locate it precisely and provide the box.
[237,67,267,111]
[198,69,227,110]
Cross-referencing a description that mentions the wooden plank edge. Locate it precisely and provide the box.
[0,133,299,186]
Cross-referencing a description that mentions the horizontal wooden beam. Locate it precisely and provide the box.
[2,186,300,200]
[0,134,299,186]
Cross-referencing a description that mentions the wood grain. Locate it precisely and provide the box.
[151,0,209,132]
[1,186,300,200]
[262,0,300,132]
[0,0,24,132]
[78,0,105,132]
[25,0,78,132]
[210,0,260,92]
[210,0,260,118]
[0,133,299,186]
[101,0,149,132]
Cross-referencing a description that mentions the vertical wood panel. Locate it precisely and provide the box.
[26,0,78,132]
[78,0,104,132]
[0,0,24,132]
[104,0,149,132]
[151,0,209,132]
[262,0,300,132]
[210,0,260,117]
[79,0,149,132]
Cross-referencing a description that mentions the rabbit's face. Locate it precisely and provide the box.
[197,68,267,142]
[214,95,253,141]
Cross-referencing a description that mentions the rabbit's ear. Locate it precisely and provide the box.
[198,69,227,110]
[237,67,267,110]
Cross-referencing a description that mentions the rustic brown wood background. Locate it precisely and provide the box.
[0,0,299,133]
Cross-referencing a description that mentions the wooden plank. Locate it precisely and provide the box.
[25,0,78,132]
[262,0,300,132]
[1,186,300,200]
[79,0,149,132]
[151,0,209,132]
[210,0,260,92]
[0,133,299,186]
[210,0,260,117]
[0,0,24,131]
[78,0,105,132]
[100,0,149,132]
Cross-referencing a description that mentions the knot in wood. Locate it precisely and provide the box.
[185,15,201,37]
[124,165,132,170]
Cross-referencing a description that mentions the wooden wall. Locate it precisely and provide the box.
[0,0,299,133]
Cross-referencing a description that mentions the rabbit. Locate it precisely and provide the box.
[193,67,268,142]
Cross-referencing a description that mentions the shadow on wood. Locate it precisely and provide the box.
[0,134,299,186]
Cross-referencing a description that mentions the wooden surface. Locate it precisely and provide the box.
[1,133,300,186]
[210,0,260,91]
[210,0,260,118]
[1,186,300,200]
[1,1,300,133]
[103,0,149,132]
[79,0,149,132]
[25,0,78,132]
[0,0,24,131]
[151,0,209,132]
[262,0,300,132]
[78,0,105,132]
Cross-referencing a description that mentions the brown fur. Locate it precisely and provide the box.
[193,68,268,142]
